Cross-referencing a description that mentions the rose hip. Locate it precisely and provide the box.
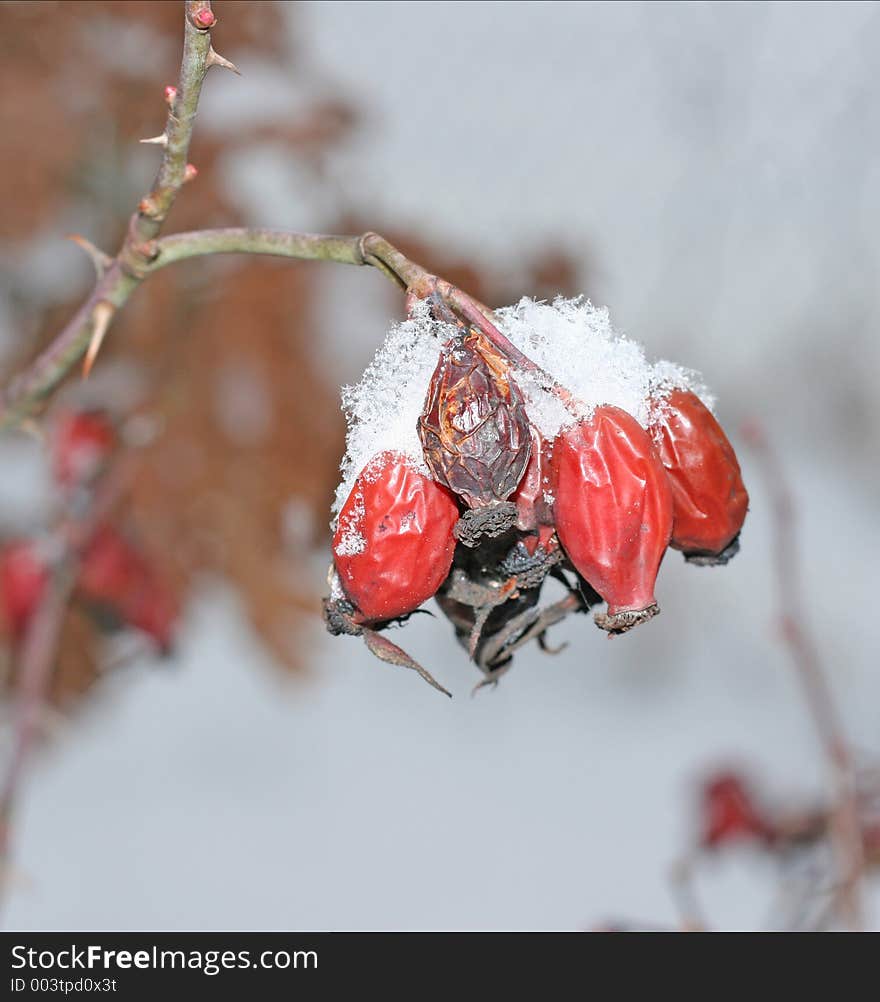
[52,409,116,489]
[701,772,774,849]
[552,406,673,630]
[649,389,748,559]
[418,330,531,509]
[333,452,459,624]
[78,525,179,651]
[0,540,48,639]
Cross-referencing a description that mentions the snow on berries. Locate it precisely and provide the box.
[324,295,748,695]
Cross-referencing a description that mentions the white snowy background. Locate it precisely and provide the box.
[3,0,879,930]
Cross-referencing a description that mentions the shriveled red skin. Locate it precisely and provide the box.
[649,389,748,556]
[333,452,459,624]
[52,410,116,489]
[511,427,555,533]
[510,428,559,557]
[0,540,48,639]
[552,406,673,616]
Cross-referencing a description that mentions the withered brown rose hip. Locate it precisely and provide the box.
[648,389,748,561]
[418,329,531,509]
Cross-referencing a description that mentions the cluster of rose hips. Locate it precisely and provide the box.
[324,302,748,692]
[0,411,178,659]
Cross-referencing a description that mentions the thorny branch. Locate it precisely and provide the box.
[0,216,575,432]
[0,2,566,433]
[0,1,223,429]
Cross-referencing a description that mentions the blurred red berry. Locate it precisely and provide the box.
[701,772,774,849]
[52,409,116,489]
[648,389,748,560]
[0,540,48,639]
[552,406,673,632]
[333,452,459,623]
[79,525,178,651]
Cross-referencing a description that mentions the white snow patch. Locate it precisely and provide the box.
[495,297,710,437]
[333,483,367,555]
[649,358,716,413]
[331,302,457,521]
[331,296,715,520]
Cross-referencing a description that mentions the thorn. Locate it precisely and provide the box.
[138,196,159,217]
[82,301,116,379]
[65,234,112,278]
[139,134,168,147]
[206,46,241,75]
[163,85,178,106]
[183,163,198,183]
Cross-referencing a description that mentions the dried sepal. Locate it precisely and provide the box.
[362,627,451,698]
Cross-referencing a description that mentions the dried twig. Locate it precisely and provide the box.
[0,563,75,911]
[0,462,133,915]
[743,423,864,928]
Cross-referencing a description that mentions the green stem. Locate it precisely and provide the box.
[121,2,214,270]
[149,228,365,271]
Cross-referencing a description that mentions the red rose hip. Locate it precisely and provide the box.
[0,540,48,639]
[701,772,774,849]
[552,406,673,631]
[649,389,748,560]
[52,409,116,489]
[78,525,179,651]
[333,452,459,624]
